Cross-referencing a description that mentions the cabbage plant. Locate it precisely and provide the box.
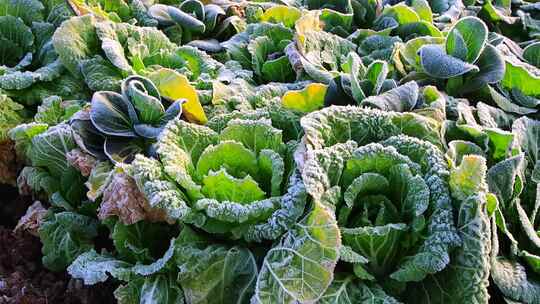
[300,106,492,302]
[400,17,505,96]
[131,109,306,241]
[487,117,540,303]
[484,46,540,116]
[223,22,296,83]
[73,75,182,163]
[66,108,344,303]
[0,0,89,105]
[149,0,244,49]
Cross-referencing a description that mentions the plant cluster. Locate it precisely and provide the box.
[3,0,540,303]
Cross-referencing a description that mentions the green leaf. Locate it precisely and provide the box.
[254,203,340,303]
[411,0,433,22]
[115,274,185,304]
[512,117,540,170]
[258,149,285,197]
[0,15,34,67]
[419,44,479,79]
[67,250,131,285]
[28,124,77,178]
[80,55,123,91]
[39,211,99,271]
[219,119,283,155]
[0,0,45,24]
[149,4,205,33]
[365,60,389,95]
[411,193,491,303]
[487,154,525,208]
[196,140,259,179]
[492,258,540,304]
[202,169,266,204]
[487,86,537,115]
[362,81,419,112]
[461,44,505,93]
[342,224,408,277]
[523,42,540,68]
[248,36,273,78]
[381,3,421,24]
[501,57,540,97]
[295,30,356,83]
[446,17,488,63]
[156,118,218,198]
[52,15,99,76]
[175,244,257,304]
[400,36,444,70]
[261,55,294,83]
[342,172,389,208]
[90,91,135,137]
[320,277,401,303]
[122,76,163,125]
[112,220,175,264]
[131,155,192,221]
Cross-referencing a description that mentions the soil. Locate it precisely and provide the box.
[0,185,117,304]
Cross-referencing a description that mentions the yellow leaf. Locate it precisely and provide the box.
[295,10,323,45]
[146,68,207,124]
[449,155,487,201]
[260,6,302,28]
[282,83,327,113]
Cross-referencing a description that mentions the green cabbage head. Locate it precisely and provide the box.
[301,106,492,302]
[131,110,306,242]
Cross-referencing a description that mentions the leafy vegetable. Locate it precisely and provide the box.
[6,0,540,303]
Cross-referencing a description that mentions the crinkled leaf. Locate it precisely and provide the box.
[253,203,340,303]
[39,211,99,271]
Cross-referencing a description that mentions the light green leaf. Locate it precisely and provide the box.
[202,169,266,204]
[449,155,487,201]
[219,119,283,155]
[446,17,488,63]
[254,203,340,303]
[52,15,99,76]
[260,5,301,28]
[196,140,259,179]
[501,57,540,97]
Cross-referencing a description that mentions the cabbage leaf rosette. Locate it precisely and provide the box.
[131,109,307,242]
[300,106,492,302]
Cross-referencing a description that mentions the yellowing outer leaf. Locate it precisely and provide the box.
[260,6,302,28]
[295,11,323,44]
[282,83,327,113]
[449,154,488,201]
[147,68,207,124]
